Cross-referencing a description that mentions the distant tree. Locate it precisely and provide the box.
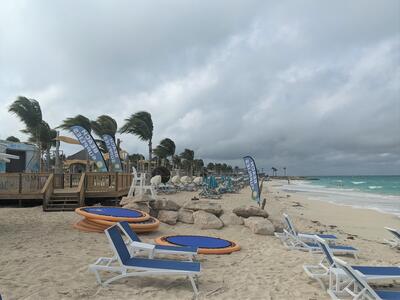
[234,166,239,174]
[215,163,222,175]
[207,162,215,170]
[153,138,175,167]
[128,153,145,168]
[6,136,20,142]
[119,111,153,161]
[271,167,278,176]
[172,155,181,169]
[180,148,194,175]
[283,167,287,177]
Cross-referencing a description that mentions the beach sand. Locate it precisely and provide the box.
[0,180,399,300]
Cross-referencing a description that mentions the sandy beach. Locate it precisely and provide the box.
[0,180,399,300]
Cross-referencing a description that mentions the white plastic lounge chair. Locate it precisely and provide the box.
[276,229,358,258]
[304,236,400,291]
[384,227,400,249]
[280,213,337,241]
[327,257,400,300]
[117,221,198,260]
[89,226,201,295]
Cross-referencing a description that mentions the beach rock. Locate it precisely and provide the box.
[193,210,224,229]
[150,199,180,211]
[157,210,178,225]
[220,212,244,226]
[268,217,285,233]
[120,196,134,206]
[233,205,269,218]
[183,200,223,216]
[122,202,150,214]
[177,209,194,224]
[244,217,275,235]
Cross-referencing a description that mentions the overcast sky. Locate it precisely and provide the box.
[0,0,399,175]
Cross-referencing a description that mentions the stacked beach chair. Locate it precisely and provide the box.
[73,206,160,233]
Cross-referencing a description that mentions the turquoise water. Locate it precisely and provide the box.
[306,176,400,196]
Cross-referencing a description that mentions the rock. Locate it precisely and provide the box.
[193,210,224,229]
[122,202,150,214]
[120,196,134,206]
[183,200,223,216]
[220,212,244,226]
[150,199,180,211]
[244,217,275,235]
[177,209,194,224]
[268,217,285,233]
[233,205,269,218]
[133,193,154,202]
[157,210,178,225]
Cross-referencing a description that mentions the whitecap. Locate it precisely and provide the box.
[368,186,383,189]
[352,181,365,185]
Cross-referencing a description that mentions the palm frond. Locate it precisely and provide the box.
[58,115,92,132]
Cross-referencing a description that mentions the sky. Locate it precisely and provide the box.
[0,0,399,175]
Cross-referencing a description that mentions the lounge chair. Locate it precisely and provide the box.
[327,257,400,300]
[304,236,400,290]
[89,226,201,295]
[384,227,400,249]
[117,221,198,260]
[281,213,337,241]
[276,229,358,257]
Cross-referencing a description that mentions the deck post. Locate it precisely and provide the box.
[115,172,119,191]
[18,173,22,194]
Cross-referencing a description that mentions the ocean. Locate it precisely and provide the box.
[281,175,400,216]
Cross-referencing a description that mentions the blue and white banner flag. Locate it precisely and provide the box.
[71,125,108,172]
[243,156,260,204]
[102,134,122,172]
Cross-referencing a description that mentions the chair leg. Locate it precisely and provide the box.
[189,275,199,296]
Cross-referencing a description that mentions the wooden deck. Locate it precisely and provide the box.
[0,172,133,210]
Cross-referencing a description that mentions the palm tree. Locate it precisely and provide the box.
[153,138,175,166]
[172,155,181,170]
[8,97,54,171]
[271,167,277,176]
[58,115,92,133]
[119,111,153,161]
[91,115,118,139]
[6,136,20,142]
[283,167,287,177]
[180,148,194,175]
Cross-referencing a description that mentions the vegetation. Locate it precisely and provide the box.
[8,96,56,171]
[119,111,153,161]
[5,136,20,142]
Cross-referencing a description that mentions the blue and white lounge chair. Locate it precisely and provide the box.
[304,236,400,290]
[117,221,198,260]
[89,226,201,295]
[282,213,337,241]
[384,227,400,249]
[328,257,400,300]
[276,229,358,257]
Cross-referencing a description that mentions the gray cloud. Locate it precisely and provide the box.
[1,0,399,175]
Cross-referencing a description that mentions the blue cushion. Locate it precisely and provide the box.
[107,226,131,264]
[353,266,400,276]
[305,242,357,252]
[83,207,143,218]
[165,235,232,249]
[125,257,201,272]
[375,290,400,300]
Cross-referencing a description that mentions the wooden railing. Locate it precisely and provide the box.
[0,173,50,195]
[53,173,82,189]
[78,173,86,206]
[85,172,132,193]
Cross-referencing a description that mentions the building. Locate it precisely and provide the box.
[0,140,40,173]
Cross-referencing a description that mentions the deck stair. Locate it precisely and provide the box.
[44,189,81,211]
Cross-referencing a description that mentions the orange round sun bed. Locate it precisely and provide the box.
[87,216,160,233]
[75,206,150,222]
[73,220,105,233]
[155,235,240,254]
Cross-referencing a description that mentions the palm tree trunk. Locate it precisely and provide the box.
[148,140,152,161]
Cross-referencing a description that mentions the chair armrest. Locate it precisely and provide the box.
[130,241,156,251]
